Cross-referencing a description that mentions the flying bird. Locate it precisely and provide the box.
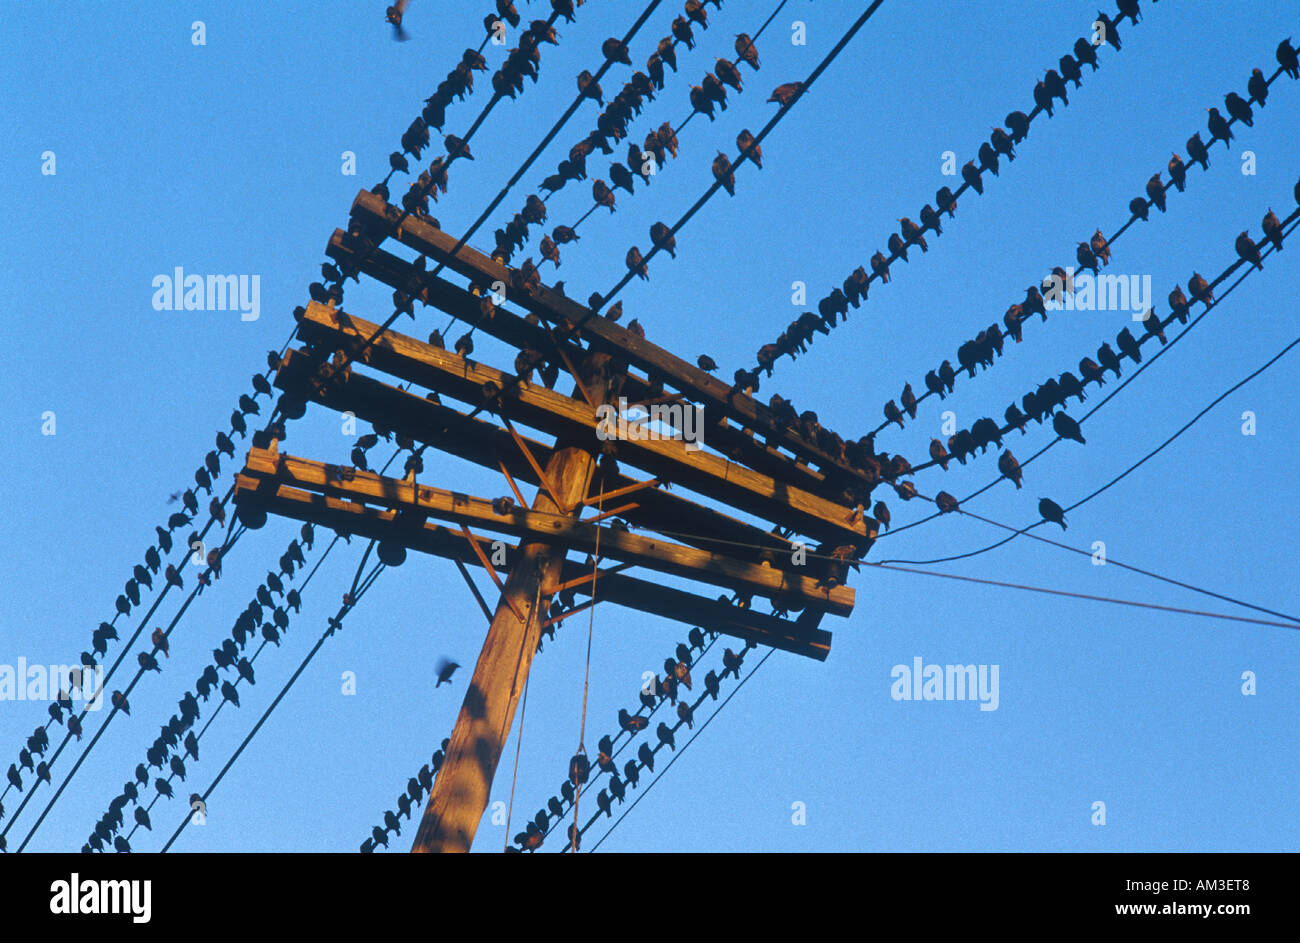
[436,658,460,687]
[385,1,409,41]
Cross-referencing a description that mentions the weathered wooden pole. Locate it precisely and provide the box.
[411,352,618,853]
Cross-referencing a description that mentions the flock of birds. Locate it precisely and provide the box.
[0,367,294,851]
[15,0,1294,854]
[514,629,754,852]
[357,627,748,852]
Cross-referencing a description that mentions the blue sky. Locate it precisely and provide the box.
[2,0,1297,853]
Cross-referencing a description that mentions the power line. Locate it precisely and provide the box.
[878,207,1299,539]
[588,646,773,852]
[160,558,389,852]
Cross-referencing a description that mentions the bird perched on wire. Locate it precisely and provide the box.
[1185,133,1210,173]
[436,658,460,687]
[735,32,760,70]
[735,129,762,170]
[1205,108,1232,148]
[710,151,735,196]
[443,135,474,167]
[592,178,616,213]
[883,400,905,430]
[1235,231,1263,270]
[768,81,804,107]
[1052,411,1086,444]
[1164,154,1187,194]
[1188,271,1214,305]
[650,221,677,259]
[1278,38,1300,79]
[1038,498,1068,530]
[961,160,984,195]
[997,450,1023,489]
[1142,309,1166,346]
[928,439,950,471]
[1095,11,1122,50]
[1262,210,1283,252]
[935,491,959,514]
[1224,91,1253,128]
[626,247,648,280]
[1145,174,1166,213]
[618,708,648,734]
[900,218,928,253]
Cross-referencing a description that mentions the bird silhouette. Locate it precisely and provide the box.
[1095,11,1121,50]
[220,680,240,708]
[1166,154,1186,194]
[884,400,905,430]
[1038,498,1068,530]
[1235,231,1262,270]
[735,33,760,70]
[1206,108,1232,148]
[768,81,804,107]
[998,450,1023,489]
[1142,310,1167,346]
[961,160,984,195]
[935,492,959,514]
[1225,91,1253,127]
[650,221,677,258]
[626,247,648,280]
[711,152,735,196]
[1278,39,1300,80]
[618,708,648,734]
[1145,173,1166,213]
[1052,411,1086,444]
[1188,271,1214,305]
[385,1,409,40]
[436,658,460,687]
[1256,211,1283,256]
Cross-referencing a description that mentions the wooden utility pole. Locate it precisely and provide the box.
[235,191,871,852]
[410,353,617,853]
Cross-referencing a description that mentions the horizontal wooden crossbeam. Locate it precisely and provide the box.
[292,303,871,548]
[346,189,876,492]
[274,347,835,576]
[238,448,855,615]
[232,475,834,659]
[325,230,860,509]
